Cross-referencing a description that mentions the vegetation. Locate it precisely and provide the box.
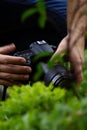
[21,0,47,28]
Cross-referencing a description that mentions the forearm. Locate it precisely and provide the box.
[67,0,87,31]
[53,0,87,84]
[67,0,87,50]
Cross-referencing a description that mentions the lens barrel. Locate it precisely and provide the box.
[44,64,73,88]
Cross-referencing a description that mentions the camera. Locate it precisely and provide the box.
[13,40,73,88]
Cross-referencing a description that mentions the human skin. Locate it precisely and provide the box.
[52,0,87,85]
[0,43,32,86]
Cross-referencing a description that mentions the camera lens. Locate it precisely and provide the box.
[44,64,73,88]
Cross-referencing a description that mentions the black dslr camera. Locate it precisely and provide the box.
[14,40,73,88]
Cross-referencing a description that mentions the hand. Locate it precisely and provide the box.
[0,43,32,86]
[52,35,84,85]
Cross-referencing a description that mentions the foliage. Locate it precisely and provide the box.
[0,78,85,130]
[21,0,46,28]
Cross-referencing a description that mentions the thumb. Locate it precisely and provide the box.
[51,37,68,60]
[0,43,16,54]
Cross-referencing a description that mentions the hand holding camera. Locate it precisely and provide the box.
[2,41,74,101]
[0,43,32,87]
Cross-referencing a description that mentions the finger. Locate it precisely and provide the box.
[0,64,32,74]
[0,54,26,65]
[0,79,22,87]
[0,72,30,81]
[51,36,68,60]
[71,61,83,84]
[0,43,16,54]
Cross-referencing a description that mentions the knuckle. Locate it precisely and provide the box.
[3,59,8,64]
[6,74,11,79]
[80,58,84,65]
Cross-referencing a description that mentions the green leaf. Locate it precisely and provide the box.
[21,8,37,22]
[36,0,47,28]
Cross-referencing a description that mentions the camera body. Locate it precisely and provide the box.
[13,40,73,88]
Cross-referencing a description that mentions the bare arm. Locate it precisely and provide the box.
[67,0,87,30]
[67,0,87,84]
[52,0,87,85]
[67,0,87,48]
